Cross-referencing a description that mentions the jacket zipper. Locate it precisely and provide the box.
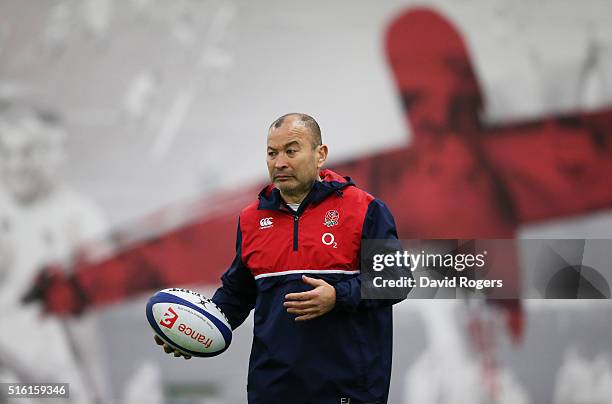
[293,215,299,251]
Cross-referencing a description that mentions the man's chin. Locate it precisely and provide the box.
[275,178,306,193]
[274,182,296,194]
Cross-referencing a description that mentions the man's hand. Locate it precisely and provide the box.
[153,335,191,360]
[284,275,336,321]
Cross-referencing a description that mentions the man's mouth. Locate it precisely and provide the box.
[274,175,293,181]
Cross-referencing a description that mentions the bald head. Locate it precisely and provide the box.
[269,113,321,149]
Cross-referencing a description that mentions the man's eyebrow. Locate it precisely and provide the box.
[267,140,301,150]
[283,140,300,148]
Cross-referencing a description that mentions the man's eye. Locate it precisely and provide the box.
[268,151,277,157]
[286,149,296,155]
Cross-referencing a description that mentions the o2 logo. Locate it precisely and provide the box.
[321,233,337,248]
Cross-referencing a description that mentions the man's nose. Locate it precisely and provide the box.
[274,154,289,169]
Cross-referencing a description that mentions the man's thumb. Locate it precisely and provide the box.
[302,275,324,286]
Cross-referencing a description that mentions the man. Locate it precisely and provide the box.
[0,101,111,403]
[156,113,405,403]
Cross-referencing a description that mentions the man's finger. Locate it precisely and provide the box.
[286,307,318,315]
[154,335,164,345]
[174,351,181,357]
[163,344,174,354]
[283,300,316,309]
[183,355,192,360]
[295,313,319,321]
[285,291,314,301]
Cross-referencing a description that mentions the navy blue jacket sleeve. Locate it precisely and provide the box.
[212,218,257,329]
[333,198,409,311]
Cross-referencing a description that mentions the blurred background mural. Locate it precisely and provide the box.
[1,0,612,403]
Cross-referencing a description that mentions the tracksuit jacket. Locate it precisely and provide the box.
[212,169,401,404]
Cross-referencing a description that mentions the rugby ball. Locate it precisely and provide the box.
[146,288,232,357]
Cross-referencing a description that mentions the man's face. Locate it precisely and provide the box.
[0,115,64,204]
[266,119,326,199]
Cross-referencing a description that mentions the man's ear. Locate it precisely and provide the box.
[316,145,328,168]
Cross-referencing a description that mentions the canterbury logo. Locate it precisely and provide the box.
[259,217,273,229]
[159,307,179,329]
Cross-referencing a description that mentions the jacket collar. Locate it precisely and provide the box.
[257,169,354,212]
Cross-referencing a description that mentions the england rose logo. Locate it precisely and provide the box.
[324,210,339,227]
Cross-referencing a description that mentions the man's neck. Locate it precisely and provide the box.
[280,190,308,205]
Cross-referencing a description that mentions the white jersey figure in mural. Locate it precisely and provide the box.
[553,349,612,404]
[0,102,110,403]
[402,300,531,404]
